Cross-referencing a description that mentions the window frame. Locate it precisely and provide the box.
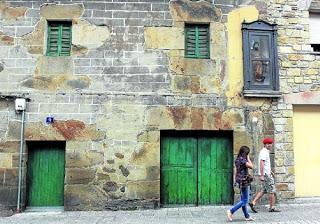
[185,23,210,59]
[46,21,72,57]
[309,12,320,52]
[242,20,280,97]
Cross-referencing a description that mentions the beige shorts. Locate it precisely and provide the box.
[259,174,276,194]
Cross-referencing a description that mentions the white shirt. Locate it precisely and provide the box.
[258,147,271,175]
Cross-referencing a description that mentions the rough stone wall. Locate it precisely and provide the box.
[0,0,316,211]
[263,0,320,200]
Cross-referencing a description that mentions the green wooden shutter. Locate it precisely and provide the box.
[47,21,72,56]
[60,25,72,56]
[185,24,210,59]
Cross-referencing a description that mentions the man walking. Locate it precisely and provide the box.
[249,138,281,213]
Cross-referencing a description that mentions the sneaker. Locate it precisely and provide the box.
[249,202,258,213]
[269,208,281,212]
[227,210,233,221]
[245,217,255,221]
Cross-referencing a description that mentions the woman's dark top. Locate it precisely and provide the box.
[235,156,248,185]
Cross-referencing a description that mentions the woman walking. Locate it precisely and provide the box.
[227,146,254,222]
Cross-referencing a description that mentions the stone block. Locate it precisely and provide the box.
[294,77,304,84]
[6,121,21,141]
[276,183,289,191]
[64,184,105,210]
[0,141,19,153]
[0,187,17,207]
[65,168,95,185]
[40,4,83,19]
[84,2,106,10]
[1,168,18,186]
[66,148,104,168]
[280,191,295,199]
[104,198,159,210]
[92,10,112,18]
[170,0,221,22]
[126,180,159,199]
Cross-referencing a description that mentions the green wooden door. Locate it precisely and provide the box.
[27,145,65,206]
[161,137,198,205]
[161,135,233,206]
[198,137,233,205]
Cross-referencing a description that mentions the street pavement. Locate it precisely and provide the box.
[1,199,320,224]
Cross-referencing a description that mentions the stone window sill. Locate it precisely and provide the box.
[243,90,282,98]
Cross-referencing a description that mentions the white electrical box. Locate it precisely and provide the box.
[15,98,26,111]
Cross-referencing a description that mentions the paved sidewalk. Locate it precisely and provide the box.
[1,200,320,224]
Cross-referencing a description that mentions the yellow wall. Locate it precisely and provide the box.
[226,6,258,106]
[293,106,320,197]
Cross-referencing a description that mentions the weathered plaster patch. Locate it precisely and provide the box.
[96,104,145,141]
[23,120,104,141]
[185,59,215,76]
[0,154,12,168]
[191,107,204,129]
[72,19,110,49]
[170,0,221,23]
[167,107,192,129]
[22,75,69,91]
[233,130,252,154]
[34,56,73,76]
[0,32,14,45]
[72,44,88,56]
[23,7,106,55]
[284,91,320,104]
[24,120,104,141]
[145,107,175,129]
[22,18,46,55]
[66,76,91,89]
[144,27,184,50]
[131,142,159,166]
[172,75,200,93]
[0,2,26,21]
[226,6,259,106]
[169,56,185,75]
[40,4,84,20]
[22,75,91,91]
[221,110,244,129]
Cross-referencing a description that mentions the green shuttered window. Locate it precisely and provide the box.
[47,21,72,56]
[185,24,210,59]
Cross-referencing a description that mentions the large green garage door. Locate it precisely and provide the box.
[161,135,233,206]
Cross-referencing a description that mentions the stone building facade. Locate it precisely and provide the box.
[0,0,319,211]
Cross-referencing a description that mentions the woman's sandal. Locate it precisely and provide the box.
[269,208,281,212]
[245,217,255,221]
[227,210,233,221]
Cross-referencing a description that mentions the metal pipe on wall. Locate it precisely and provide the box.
[16,109,26,212]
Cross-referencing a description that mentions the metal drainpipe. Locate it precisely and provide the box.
[17,109,26,212]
